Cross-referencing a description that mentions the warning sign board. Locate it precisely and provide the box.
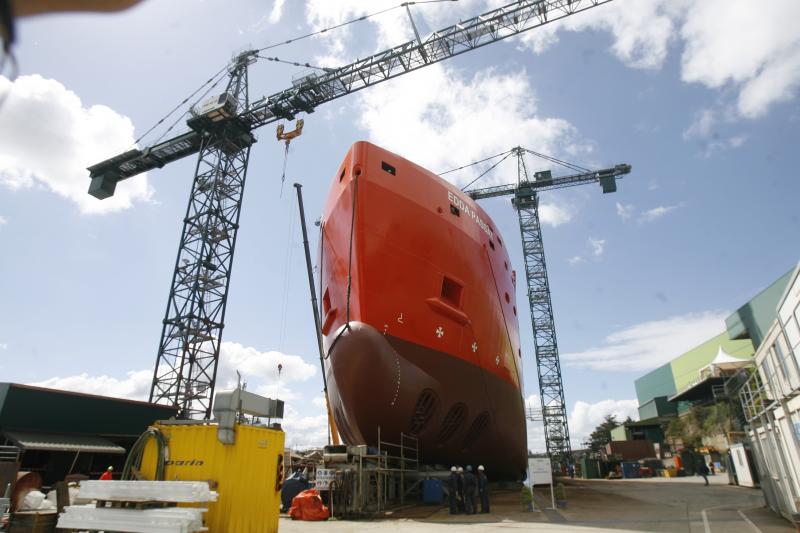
[528,458,552,485]
[315,468,335,490]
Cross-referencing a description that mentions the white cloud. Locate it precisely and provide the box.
[282,404,330,449]
[311,396,327,409]
[0,164,34,190]
[589,237,605,257]
[356,64,583,190]
[29,341,330,449]
[29,341,316,403]
[525,394,639,451]
[307,0,800,120]
[682,110,751,157]
[31,360,329,448]
[562,310,729,371]
[32,370,152,400]
[0,215,6,226]
[517,0,800,119]
[214,342,316,391]
[0,75,152,214]
[269,0,286,24]
[305,0,482,64]
[0,343,8,350]
[639,203,683,223]
[569,398,640,447]
[302,3,587,184]
[683,108,716,141]
[538,202,574,228]
[680,0,800,118]
[728,135,747,148]
[518,0,680,70]
[304,0,396,66]
[616,202,635,220]
[569,237,606,267]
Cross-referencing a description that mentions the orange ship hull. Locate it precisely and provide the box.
[320,142,526,477]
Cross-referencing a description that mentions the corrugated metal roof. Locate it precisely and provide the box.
[4,431,125,454]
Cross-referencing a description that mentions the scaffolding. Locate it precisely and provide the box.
[323,430,420,517]
[377,428,420,507]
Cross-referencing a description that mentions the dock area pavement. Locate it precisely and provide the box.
[280,476,795,533]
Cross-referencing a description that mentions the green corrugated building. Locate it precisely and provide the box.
[629,266,794,430]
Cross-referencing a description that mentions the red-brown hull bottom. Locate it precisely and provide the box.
[327,322,527,479]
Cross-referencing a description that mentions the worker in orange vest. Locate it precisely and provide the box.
[99,466,113,480]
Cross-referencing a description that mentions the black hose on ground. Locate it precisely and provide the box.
[122,426,168,481]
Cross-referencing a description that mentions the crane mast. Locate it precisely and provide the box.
[86,0,617,420]
[149,53,256,419]
[467,147,630,464]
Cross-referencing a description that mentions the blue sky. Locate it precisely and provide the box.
[1,0,798,450]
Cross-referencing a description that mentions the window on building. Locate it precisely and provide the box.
[785,312,800,350]
[762,356,776,397]
[776,337,800,390]
[772,345,790,386]
[793,413,800,443]
[794,304,800,340]
[787,308,800,370]
[761,437,777,477]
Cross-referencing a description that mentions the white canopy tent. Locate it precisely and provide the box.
[699,346,751,379]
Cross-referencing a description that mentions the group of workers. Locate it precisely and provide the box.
[448,465,489,515]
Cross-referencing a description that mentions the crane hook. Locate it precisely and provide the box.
[276,119,304,196]
[276,119,304,144]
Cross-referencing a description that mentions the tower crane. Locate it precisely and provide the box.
[86,0,617,422]
[466,147,631,463]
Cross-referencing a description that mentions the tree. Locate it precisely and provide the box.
[588,414,620,453]
[665,403,734,448]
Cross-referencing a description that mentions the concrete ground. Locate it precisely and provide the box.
[280,475,795,533]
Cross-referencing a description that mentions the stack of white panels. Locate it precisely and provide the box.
[57,481,217,532]
[76,480,218,503]
[57,506,207,533]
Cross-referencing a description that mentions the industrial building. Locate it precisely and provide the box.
[0,383,176,484]
[633,267,795,421]
[596,266,796,483]
[634,332,755,421]
[739,262,800,521]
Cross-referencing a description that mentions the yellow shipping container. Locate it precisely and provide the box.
[140,422,285,533]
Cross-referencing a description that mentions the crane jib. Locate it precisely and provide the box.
[86,0,616,199]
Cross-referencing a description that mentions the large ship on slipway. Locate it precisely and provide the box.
[319,141,526,478]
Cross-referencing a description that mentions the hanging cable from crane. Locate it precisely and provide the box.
[459,151,515,191]
[257,55,330,72]
[130,65,229,148]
